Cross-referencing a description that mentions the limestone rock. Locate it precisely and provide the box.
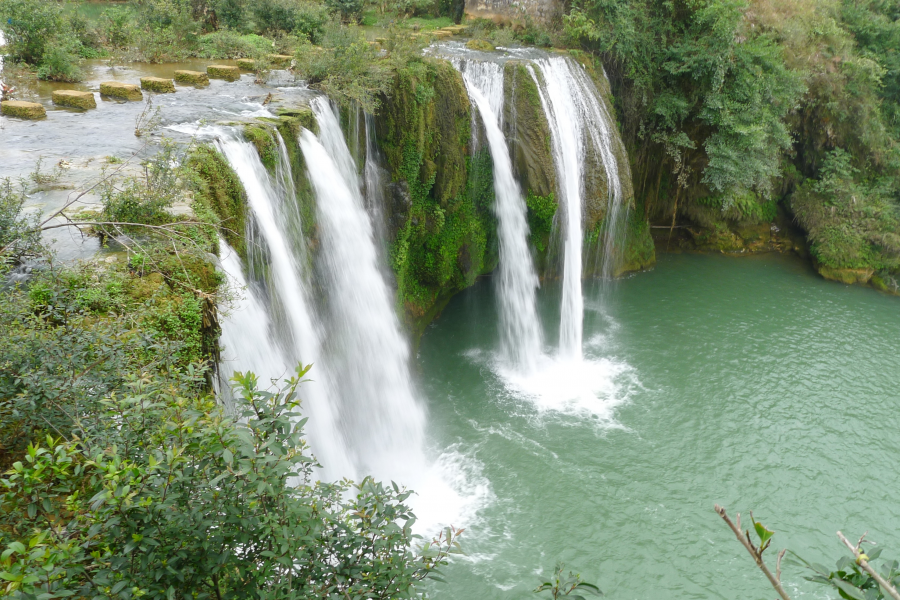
[52,90,96,109]
[1,100,46,119]
[237,58,256,70]
[140,77,175,93]
[175,70,210,86]
[100,81,143,101]
[267,54,292,68]
[207,65,241,82]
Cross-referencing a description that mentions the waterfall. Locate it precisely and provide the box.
[363,112,389,252]
[216,239,288,403]
[215,130,354,479]
[454,59,543,373]
[528,56,625,360]
[300,97,426,481]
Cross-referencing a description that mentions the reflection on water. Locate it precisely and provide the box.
[420,252,900,599]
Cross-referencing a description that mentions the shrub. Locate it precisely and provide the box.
[792,148,900,271]
[196,30,273,58]
[251,0,329,41]
[0,179,41,270]
[99,7,134,48]
[0,367,462,599]
[294,22,392,111]
[36,39,83,82]
[213,0,248,30]
[325,0,365,23]
[0,0,64,64]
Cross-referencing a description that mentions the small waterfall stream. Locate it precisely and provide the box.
[300,97,427,481]
[528,56,626,360]
[454,59,543,373]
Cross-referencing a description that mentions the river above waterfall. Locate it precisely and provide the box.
[418,251,900,599]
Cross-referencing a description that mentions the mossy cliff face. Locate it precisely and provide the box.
[375,58,498,335]
[208,55,655,339]
[186,145,248,258]
[503,61,558,272]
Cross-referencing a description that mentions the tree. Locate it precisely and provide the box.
[0,367,462,599]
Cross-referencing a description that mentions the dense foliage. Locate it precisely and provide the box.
[0,366,460,599]
[564,0,900,278]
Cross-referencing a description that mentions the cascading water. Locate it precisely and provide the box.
[454,59,543,373]
[300,97,427,481]
[216,239,288,402]
[528,56,626,360]
[363,112,390,252]
[214,129,353,479]
[209,105,490,533]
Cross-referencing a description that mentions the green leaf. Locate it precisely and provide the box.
[753,519,774,546]
[832,579,868,600]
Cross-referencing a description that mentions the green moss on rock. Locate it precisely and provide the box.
[52,90,96,110]
[504,61,556,199]
[175,70,210,86]
[1,100,46,119]
[207,65,241,82]
[619,210,656,274]
[242,123,279,172]
[100,81,143,101]
[274,115,319,248]
[140,77,176,93]
[466,39,495,52]
[186,145,248,257]
[375,58,497,333]
[818,265,875,285]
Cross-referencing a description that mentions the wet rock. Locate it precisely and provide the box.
[207,65,241,82]
[140,77,175,93]
[503,61,555,198]
[267,54,293,68]
[175,70,210,86]
[237,58,256,70]
[100,81,143,101]
[52,90,96,110]
[1,100,46,119]
[818,265,875,285]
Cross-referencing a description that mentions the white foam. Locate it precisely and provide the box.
[407,447,495,538]
[496,353,633,423]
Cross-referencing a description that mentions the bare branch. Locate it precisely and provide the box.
[777,549,786,583]
[715,505,792,600]
[837,531,900,600]
[37,220,207,233]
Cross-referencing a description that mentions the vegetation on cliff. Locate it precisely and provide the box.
[563,0,899,286]
[375,57,498,329]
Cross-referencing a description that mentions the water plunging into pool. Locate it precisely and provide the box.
[454,58,543,374]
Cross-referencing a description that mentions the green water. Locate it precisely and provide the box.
[418,252,900,599]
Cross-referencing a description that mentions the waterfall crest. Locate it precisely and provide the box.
[454,59,543,373]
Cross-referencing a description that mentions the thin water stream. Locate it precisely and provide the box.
[420,252,900,599]
[454,58,543,373]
